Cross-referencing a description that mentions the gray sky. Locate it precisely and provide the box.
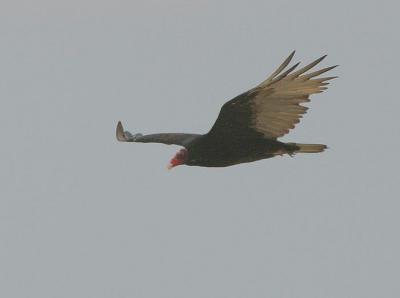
[1,0,399,297]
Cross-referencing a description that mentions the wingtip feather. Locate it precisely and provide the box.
[116,121,127,142]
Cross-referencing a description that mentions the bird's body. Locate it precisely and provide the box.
[184,133,293,167]
[117,51,336,168]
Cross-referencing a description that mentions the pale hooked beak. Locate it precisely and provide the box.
[167,163,174,170]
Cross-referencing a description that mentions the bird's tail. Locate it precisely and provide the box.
[289,143,327,153]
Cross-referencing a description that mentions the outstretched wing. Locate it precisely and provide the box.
[116,121,200,147]
[208,51,337,139]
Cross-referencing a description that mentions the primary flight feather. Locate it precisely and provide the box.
[117,51,337,168]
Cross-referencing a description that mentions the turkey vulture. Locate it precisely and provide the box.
[116,51,337,168]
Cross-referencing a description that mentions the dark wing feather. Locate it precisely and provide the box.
[208,52,337,139]
[116,121,199,147]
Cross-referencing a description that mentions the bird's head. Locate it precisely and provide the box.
[167,148,188,170]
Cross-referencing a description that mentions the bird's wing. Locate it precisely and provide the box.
[208,51,337,139]
[116,121,200,147]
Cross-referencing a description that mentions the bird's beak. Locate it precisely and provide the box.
[167,163,174,170]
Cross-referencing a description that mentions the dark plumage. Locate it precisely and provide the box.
[116,51,337,168]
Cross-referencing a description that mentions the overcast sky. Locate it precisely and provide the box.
[1,0,399,297]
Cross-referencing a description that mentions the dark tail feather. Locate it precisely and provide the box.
[294,143,327,153]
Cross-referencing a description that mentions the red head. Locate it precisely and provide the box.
[167,148,188,170]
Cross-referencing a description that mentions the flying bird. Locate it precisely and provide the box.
[117,51,337,169]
